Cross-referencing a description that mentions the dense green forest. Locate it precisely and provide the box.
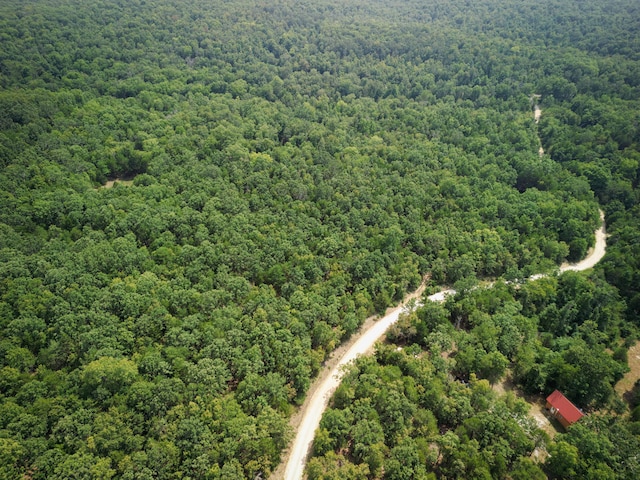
[309,277,639,479]
[0,0,638,479]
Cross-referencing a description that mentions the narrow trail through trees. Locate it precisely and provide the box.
[615,340,640,400]
[532,94,544,156]
[278,212,607,479]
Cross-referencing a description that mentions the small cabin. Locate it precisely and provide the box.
[546,390,584,428]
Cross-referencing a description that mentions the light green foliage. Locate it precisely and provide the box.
[309,348,545,478]
[547,441,580,479]
[0,438,25,479]
[307,451,370,480]
[80,357,139,399]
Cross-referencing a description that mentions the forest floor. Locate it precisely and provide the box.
[99,176,135,189]
[615,340,640,401]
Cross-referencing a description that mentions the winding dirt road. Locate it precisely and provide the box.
[277,212,607,480]
[560,209,607,272]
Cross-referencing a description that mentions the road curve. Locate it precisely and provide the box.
[560,209,607,272]
[280,211,606,480]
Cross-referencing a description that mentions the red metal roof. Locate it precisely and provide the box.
[546,390,584,425]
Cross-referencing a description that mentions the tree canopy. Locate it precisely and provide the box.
[1,0,639,478]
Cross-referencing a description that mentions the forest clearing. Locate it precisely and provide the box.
[616,341,640,401]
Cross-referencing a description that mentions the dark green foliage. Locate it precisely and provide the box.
[547,416,640,479]
[1,0,639,478]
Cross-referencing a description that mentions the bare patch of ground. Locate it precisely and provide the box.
[99,177,135,189]
[529,400,559,439]
[615,340,640,400]
[492,375,559,439]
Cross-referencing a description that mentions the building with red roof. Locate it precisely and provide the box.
[546,390,584,428]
